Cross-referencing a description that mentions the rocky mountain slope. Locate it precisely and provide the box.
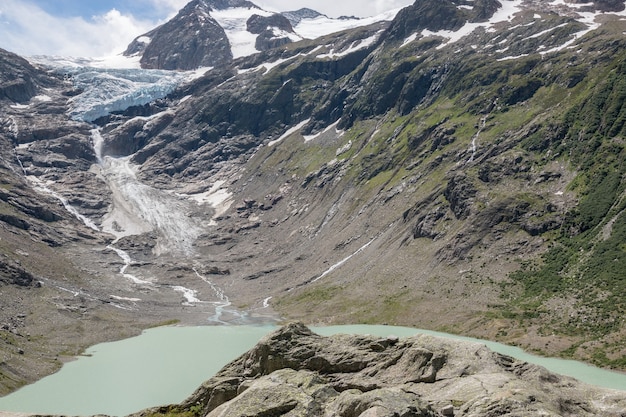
[1,0,626,399]
[134,323,626,417]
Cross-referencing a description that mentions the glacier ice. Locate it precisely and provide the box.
[32,57,203,122]
[64,66,192,122]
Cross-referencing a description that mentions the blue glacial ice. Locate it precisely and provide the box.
[64,66,192,122]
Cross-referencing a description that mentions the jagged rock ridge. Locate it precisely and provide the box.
[124,0,302,69]
[124,0,237,70]
[386,0,502,40]
[0,51,50,102]
[135,323,626,417]
[281,8,326,26]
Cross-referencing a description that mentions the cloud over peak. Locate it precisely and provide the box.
[0,0,177,57]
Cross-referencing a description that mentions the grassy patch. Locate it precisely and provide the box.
[275,285,343,312]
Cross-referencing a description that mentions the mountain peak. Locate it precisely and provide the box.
[385,0,502,40]
[281,8,326,26]
[123,0,328,70]
[123,0,250,70]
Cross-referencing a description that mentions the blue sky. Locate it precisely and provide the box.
[0,0,413,57]
[22,0,195,20]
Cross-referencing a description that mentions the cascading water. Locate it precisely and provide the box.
[91,128,202,255]
[192,268,251,324]
[90,129,255,322]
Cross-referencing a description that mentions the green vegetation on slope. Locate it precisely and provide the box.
[504,46,626,367]
[270,23,626,367]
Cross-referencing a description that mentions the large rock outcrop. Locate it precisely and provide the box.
[385,0,502,41]
[0,48,47,103]
[247,14,297,51]
[135,323,626,417]
[124,0,237,70]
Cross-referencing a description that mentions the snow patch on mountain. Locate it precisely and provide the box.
[294,8,402,39]
[304,120,344,143]
[238,55,300,74]
[268,118,311,147]
[211,7,274,58]
[197,5,400,60]
[316,32,381,59]
[417,0,524,49]
[270,27,301,42]
[527,22,569,39]
[178,180,234,226]
[407,0,626,55]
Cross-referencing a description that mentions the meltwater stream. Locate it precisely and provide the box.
[91,129,250,321]
[0,325,624,416]
[93,128,202,256]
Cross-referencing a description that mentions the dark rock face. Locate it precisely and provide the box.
[101,111,175,157]
[0,256,37,287]
[247,14,296,51]
[386,0,502,41]
[574,0,626,12]
[443,173,477,220]
[137,323,626,417]
[247,14,293,34]
[0,184,64,224]
[124,0,235,70]
[0,48,46,103]
[282,8,325,26]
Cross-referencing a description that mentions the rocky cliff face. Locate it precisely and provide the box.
[281,8,325,26]
[0,50,59,103]
[134,323,626,417]
[124,0,235,70]
[247,14,296,51]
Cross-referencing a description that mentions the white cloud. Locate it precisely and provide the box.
[0,0,155,57]
[145,0,190,18]
[375,0,403,15]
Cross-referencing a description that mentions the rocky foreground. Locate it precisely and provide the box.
[132,323,625,417]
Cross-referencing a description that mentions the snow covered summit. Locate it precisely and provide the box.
[123,0,402,70]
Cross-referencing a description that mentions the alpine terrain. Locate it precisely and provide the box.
[0,0,625,413]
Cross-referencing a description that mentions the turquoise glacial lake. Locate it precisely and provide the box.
[0,324,624,416]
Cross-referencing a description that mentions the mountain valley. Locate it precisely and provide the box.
[0,0,625,408]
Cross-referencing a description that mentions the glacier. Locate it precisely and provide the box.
[30,56,207,122]
[67,66,209,122]
[67,67,189,122]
